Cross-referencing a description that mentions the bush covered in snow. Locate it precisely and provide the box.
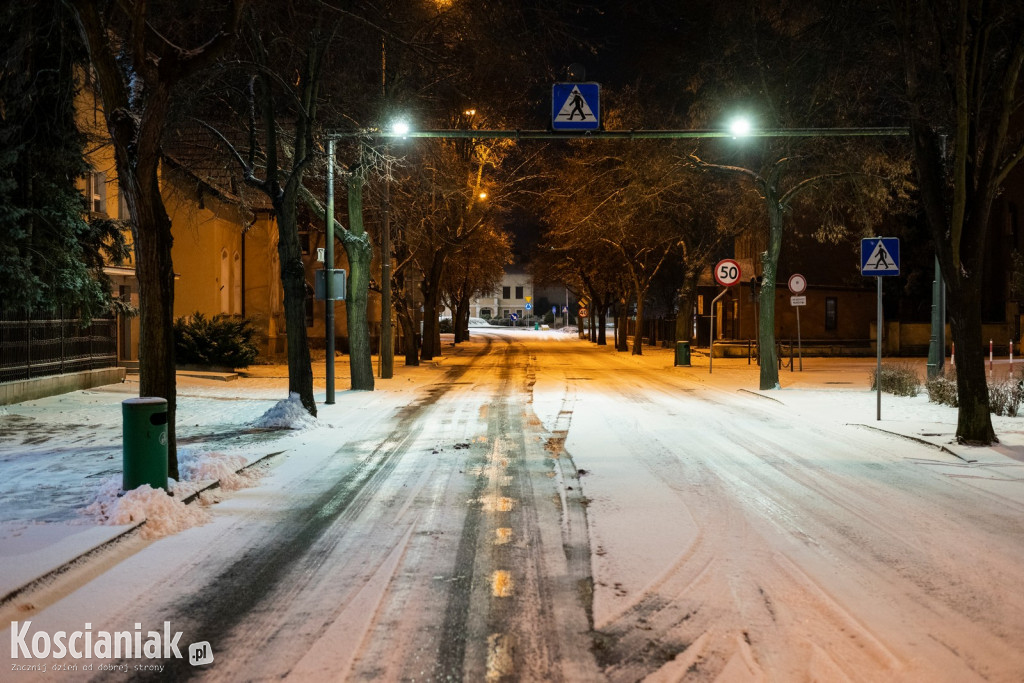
[174,311,259,368]
[871,362,921,397]
[926,367,1024,416]
[926,368,958,407]
[988,371,1024,417]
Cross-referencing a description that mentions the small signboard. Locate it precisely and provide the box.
[552,83,600,131]
[578,307,589,318]
[861,237,900,276]
[790,296,807,307]
[314,269,347,301]
[525,303,533,311]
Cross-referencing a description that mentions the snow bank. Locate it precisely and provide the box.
[253,392,318,430]
[81,477,210,540]
[179,447,263,492]
[79,449,264,539]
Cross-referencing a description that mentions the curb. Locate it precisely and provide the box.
[850,423,978,464]
[0,448,286,609]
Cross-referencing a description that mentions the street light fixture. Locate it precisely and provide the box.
[391,120,410,137]
[729,116,752,138]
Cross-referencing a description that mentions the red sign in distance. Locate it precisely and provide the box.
[788,273,807,294]
[714,259,742,287]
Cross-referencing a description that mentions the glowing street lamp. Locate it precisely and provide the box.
[729,116,752,138]
[391,120,410,137]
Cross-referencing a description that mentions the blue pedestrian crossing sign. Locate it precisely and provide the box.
[552,83,600,131]
[861,237,900,276]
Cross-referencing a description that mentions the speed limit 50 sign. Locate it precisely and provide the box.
[714,259,742,287]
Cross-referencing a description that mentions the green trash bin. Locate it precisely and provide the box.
[674,341,691,367]
[534,322,540,330]
[122,397,169,491]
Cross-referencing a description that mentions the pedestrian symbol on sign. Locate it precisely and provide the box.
[860,237,900,276]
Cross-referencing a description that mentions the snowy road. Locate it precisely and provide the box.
[4,330,1024,682]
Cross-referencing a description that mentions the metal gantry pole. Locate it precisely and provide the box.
[325,139,336,404]
[381,175,393,378]
[876,275,883,421]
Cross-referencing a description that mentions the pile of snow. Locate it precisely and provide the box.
[252,393,318,430]
[81,477,210,540]
[79,449,265,539]
[178,448,259,492]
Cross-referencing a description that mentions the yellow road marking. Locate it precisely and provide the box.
[486,633,515,680]
[495,528,512,545]
[491,570,514,597]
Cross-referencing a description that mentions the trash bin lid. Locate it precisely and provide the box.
[123,397,168,406]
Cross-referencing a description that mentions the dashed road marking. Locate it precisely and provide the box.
[495,528,512,545]
[492,570,514,597]
[486,633,515,680]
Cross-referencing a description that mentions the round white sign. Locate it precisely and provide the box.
[714,259,742,287]
[788,273,807,295]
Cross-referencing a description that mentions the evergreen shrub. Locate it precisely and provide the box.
[173,311,259,369]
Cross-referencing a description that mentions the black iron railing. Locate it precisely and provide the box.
[0,308,117,384]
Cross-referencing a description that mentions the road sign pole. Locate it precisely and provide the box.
[796,305,803,371]
[709,288,729,374]
[876,275,882,421]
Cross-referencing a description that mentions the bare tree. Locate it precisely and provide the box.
[65,0,244,478]
[892,0,1024,444]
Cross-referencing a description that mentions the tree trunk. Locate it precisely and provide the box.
[632,291,646,355]
[396,308,419,366]
[947,278,997,444]
[345,175,374,391]
[596,298,608,346]
[677,272,699,343]
[420,253,445,360]
[758,194,784,389]
[130,169,179,478]
[456,294,471,343]
[274,202,317,414]
[616,300,629,352]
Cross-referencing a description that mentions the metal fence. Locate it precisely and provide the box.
[0,308,118,384]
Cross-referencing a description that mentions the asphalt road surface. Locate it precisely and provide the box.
[4,330,1024,682]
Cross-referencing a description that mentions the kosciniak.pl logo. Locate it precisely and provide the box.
[10,621,212,666]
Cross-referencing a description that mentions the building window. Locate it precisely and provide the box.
[825,297,838,331]
[502,286,511,299]
[86,170,106,214]
[220,249,231,314]
[515,286,524,299]
[232,251,242,314]
[298,230,310,255]
[480,308,492,319]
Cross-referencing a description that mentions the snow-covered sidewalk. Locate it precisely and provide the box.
[0,354,451,602]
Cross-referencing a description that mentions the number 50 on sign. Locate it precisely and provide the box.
[714,259,741,287]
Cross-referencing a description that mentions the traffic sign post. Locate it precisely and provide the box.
[862,238,901,421]
[710,260,742,374]
[788,274,807,372]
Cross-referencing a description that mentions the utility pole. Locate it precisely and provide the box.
[381,177,393,378]
[325,139,336,404]
[927,135,948,380]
